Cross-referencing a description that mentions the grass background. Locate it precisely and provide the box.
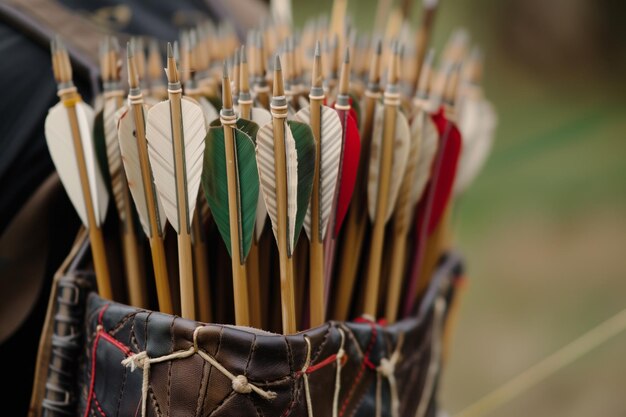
[291,1,626,415]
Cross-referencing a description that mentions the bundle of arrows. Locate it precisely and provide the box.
[44,0,496,334]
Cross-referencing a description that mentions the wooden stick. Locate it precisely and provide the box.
[105,41,146,308]
[384,51,434,322]
[127,48,174,313]
[166,45,196,320]
[412,0,439,93]
[54,41,112,299]
[271,56,297,334]
[238,46,263,328]
[333,39,382,321]
[184,35,213,323]
[221,64,251,326]
[308,43,326,327]
[192,207,212,322]
[254,32,270,109]
[363,44,400,317]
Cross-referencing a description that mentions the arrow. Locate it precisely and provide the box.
[256,55,316,333]
[323,47,361,307]
[403,64,462,317]
[202,63,260,326]
[363,42,410,317]
[238,45,272,328]
[146,43,207,320]
[97,36,147,308]
[385,50,436,322]
[333,38,382,321]
[118,43,173,314]
[454,47,497,195]
[293,41,343,326]
[181,29,214,323]
[45,37,112,299]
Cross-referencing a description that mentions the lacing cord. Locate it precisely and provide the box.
[375,332,405,417]
[122,326,277,417]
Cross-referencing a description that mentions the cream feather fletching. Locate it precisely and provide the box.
[118,104,168,236]
[394,109,423,233]
[367,105,411,223]
[256,120,298,254]
[103,98,126,220]
[146,97,206,233]
[198,96,219,127]
[294,105,342,241]
[251,107,272,241]
[409,110,439,207]
[45,101,109,227]
[454,98,497,194]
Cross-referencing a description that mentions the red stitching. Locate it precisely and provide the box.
[83,305,132,417]
[93,397,107,417]
[98,304,109,326]
[339,319,378,417]
[83,331,102,417]
[100,331,132,356]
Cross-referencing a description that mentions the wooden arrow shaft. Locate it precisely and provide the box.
[131,100,173,313]
[363,103,397,317]
[169,91,196,320]
[192,207,212,323]
[385,228,408,322]
[111,94,146,308]
[333,93,378,320]
[273,117,297,334]
[224,122,251,326]
[62,93,112,299]
[309,98,325,326]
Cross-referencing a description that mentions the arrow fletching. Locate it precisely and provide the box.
[294,105,342,241]
[202,123,260,262]
[256,119,315,256]
[367,105,411,223]
[45,101,109,228]
[146,97,206,233]
[118,105,168,236]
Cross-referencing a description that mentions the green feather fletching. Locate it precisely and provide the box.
[202,125,260,263]
[287,120,316,249]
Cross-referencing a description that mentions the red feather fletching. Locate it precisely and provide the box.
[427,108,462,235]
[333,109,361,237]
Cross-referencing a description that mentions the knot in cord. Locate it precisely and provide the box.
[232,375,253,394]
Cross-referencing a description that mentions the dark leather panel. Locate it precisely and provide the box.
[77,285,452,417]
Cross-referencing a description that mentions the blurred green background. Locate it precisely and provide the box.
[291,0,626,415]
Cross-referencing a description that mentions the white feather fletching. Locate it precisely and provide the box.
[45,101,109,227]
[256,120,299,255]
[368,105,411,223]
[118,105,168,237]
[455,98,497,194]
[103,98,126,220]
[409,110,439,207]
[251,107,272,241]
[394,109,423,232]
[294,105,342,241]
[146,97,206,233]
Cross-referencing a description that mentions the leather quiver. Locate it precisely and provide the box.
[31,230,463,417]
